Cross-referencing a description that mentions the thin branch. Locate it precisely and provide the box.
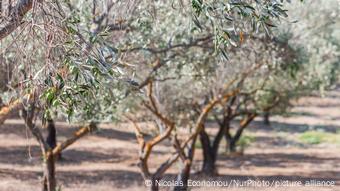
[0,94,32,125]
[121,35,212,54]
[181,88,240,148]
[52,122,97,156]
[125,115,145,147]
[0,0,42,41]
[22,102,49,154]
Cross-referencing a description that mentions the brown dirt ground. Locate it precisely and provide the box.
[0,88,340,191]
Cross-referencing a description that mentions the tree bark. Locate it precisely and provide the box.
[226,137,237,153]
[0,94,32,125]
[225,114,256,153]
[174,137,197,191]
[0,98,24,125]
[0,97,4,108]
[199,130,216,175]
[225,127,243,153]
[42,151,56,191]
[225,121,239,153]
[263,111,270,125]
[174,160,191,191]
[45,119,62,160]
[150,176,159,191]
[22,104,57,191]
[46,119,56,148]
[211,121,226,156]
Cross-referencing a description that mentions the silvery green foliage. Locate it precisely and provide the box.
[0,0,137,122]
[209,36,295,115]
[0,0,296,123]
[248,0,340,114]
[111,1,295,126]
[277,0,340,93]
[191,0,291,50]
[126,0,340,124]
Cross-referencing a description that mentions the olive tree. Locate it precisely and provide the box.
[0,0,301,191]
[0,0,139,190]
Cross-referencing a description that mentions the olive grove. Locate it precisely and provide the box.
[0,0,339,191]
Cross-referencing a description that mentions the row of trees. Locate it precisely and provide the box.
[0,0,339,191]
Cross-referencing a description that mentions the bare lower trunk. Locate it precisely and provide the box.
[150,176,160,191]
[201,153,215,175]
[226,138,237,153]
[263,112,270,125]
[225,129,237,153]
[22,105,57,191]
[199,130,216,175]
[0,97,4,108]
[200,118,230,175]
[174,137,197,191]
[42,152,56,191]
[45,119,62,160]
[174,160,191,191]
[226,123,247,153]
[46,120,57,149]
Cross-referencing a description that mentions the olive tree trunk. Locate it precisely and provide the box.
[42,151,56,191]
[200,130,216,175]
[263,111,270,125]
[200,118,229,175]
[22,104,56,191]
[174,136,197,191]
[45,119,62,160]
